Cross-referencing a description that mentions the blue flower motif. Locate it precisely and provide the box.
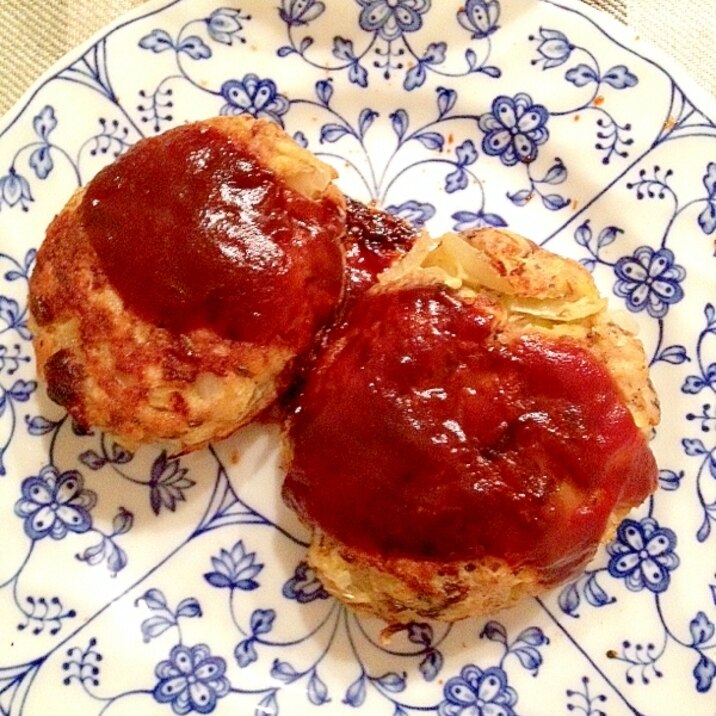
[457,0,500,40]
[204,540,263,591]
[698,161,716,235]
[607,518,680,593]
[205,7,250,45]
[613,246,686,318]
[385,199,436,228]
[438,665,517,716]
[153,644,230,715]
[0,169,33,211]
[279,0,326,26]
[220,74,290,126]
[282,561,330,603]
[358,0,430,42]
[478,93,549,166]
[531,27,573,69]
[14,466,96,540]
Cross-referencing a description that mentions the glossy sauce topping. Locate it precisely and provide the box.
[81,124,345,347]
[284,285,657,579]
[342,198,417,306]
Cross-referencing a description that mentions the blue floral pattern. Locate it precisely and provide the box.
[613,246,686,318]
[1,0,716,714]
[153,644,230,715]
[219,74,290,126]
[14,466,96,540]
[478,93,549,165]
[607,518,680,593]
[357,0,429,41]
[438,665,517,716]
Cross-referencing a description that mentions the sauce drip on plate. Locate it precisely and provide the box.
[81,123,345,348]
[284,285,657,581]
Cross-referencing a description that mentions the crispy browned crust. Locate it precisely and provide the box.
[29,117,344,453]
[302,227,660,623]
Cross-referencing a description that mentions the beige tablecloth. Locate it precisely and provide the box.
[0,0,713,116]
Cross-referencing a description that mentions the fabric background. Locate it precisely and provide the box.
[0,0,713,116]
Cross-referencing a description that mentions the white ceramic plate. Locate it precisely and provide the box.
[1,1,715,714]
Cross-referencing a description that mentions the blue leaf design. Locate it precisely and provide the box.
[204,571,233,589]
[271,659,302,684]
[542,193,569,210]
[558,581,581,616]
[481,65,501,78]
[436,86,457,117]
[349,61,368,88]
[697,513,711,543]
[299,36,313,53]
[481,621,507,644]
[683,438,707,456]
[690,611,716,646]
[315,79,333,105]
[277,45,295,57]
[390,109,409,140]
[320,123,350,143]
[138,29,174,53]
[602,65,638,89]
[445,168,467,193]
[407,622,433,645]
[414,131,444,151]
[250,609,275,636]
[25,415,59,436]
[565,63,598,87]
[698,202,716,235]
[176,597,202,618]
[583,573,614,607]
[481,212,508,227]
[112,507,133,534]
[373,672,406,693]
[333,36,356,61]
[307,670,330,705]
[178,36,211,60]
[419,649,443,681]
[658,469,683,491]
[29,145,53,180]
[79,450,106,470]
[358,108,378,138]
[597,226,621,247]
[343,673,366,707]
[574,221,592,246]
[393,707,409,716]
[106,542,127,575]
[657,345,689,364]
[140,614,175,642]
[507,189,534,206]
[33,105,57,141]
[292,131,308,148]
[706,303,716,327]
[235,637,258,667]
[456,139,478,166]
[465,48,478,70]
[694,654,716,693]
[682,375,705,394]
[542,160,567,185]
[404,62,426,90]
[580,258,597,272]
[256,691,279,716]
[137,588,167,611]
[8,380,35,401]
[422,42,446,65]
[516,626,549,646]
[512,646,543,673]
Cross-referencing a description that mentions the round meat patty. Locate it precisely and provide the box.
[282,228,660,623]
[29,116,346,453]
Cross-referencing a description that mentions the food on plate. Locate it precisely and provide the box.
[282,227,660,623]
[29,116,346,453]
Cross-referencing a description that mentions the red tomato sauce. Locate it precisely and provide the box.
[80,123,345,348]
[283,284,656,581]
